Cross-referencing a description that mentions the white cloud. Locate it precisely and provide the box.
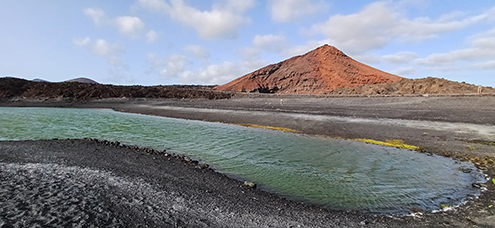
[310,2,398,54]
[73,37,125,67]
[91,39,125,66]
[137,0,171,12]
[83,8,105,26]
[223,0,255,12]
[159,55,189,78]
[180,62,241,85]
[72,37,91,47]
[383,52,420,64]
[238,47,269,71]
[352,53,381,65]
[184,45,210,59]
[114,16,145,38]
[472,60,495,70]
[270,0,327,22]
[147,52,212,80]
[310,1,493,54]
[396,15,489,42]
[146,30,159,43]
[282,40,330,57]
[391,67,415,76]
[146,53,166,67]
[106,68,135,84]
[83,7,157,41]
[418,29,495,67]
[91,39,119,56]
[253,34,288,53]
[139,0,255,39]
[146,52,240,84]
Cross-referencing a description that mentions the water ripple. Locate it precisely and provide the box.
[0,107,486,214]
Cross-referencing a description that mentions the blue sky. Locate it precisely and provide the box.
[1,0,495,87]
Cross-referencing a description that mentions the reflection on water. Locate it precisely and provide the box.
[0,107,486,214]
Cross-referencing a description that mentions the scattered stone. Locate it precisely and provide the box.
[410,208,425,214]
[244,181,256,188]
[460,167,472,173]
[472,183,487,189]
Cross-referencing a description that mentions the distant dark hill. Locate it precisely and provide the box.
[215,45,403,94]
[32,78,50,83]
[0,77,233,101]
[65,77,99,84]
[31,77,98,84]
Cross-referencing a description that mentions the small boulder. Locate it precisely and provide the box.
[244,181,256,188]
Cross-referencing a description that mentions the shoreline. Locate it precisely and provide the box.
[1,96,495,227]
[0,139,392,227]
[0,138,490,227]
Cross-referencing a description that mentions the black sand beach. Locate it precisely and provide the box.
[0,139,392,227]
[1,95,495,227]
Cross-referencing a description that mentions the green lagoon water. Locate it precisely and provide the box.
[0,107,486,214]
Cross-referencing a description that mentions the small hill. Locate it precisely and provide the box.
[327,77,495,95]
[215,44,403,94]
[65,77,99,84]
[32,78,50,83]
[31,77,99,84]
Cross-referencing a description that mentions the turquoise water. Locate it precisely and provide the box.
[0,107,486,214]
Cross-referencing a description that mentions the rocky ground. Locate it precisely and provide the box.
[0,138,493,227]
[2,75,494,103]
[1,95,495,227]
[0,139,393,227]
[0,77,234,101]
[327,77,495,96]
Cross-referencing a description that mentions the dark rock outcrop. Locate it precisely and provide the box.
[0,77,233,101]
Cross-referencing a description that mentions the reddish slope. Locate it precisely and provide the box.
[215,45,403,94]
